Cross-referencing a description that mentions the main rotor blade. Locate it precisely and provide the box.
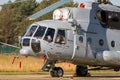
[28,0,73,20]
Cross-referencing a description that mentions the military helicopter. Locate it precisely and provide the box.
[20,0,120,77]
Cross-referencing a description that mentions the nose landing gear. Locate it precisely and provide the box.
[41,59,64,77]
[50,67,64,77]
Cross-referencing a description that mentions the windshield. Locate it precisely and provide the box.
[25,25,37,37]
[34,26,46,38]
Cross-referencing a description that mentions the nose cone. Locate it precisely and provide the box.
[20,48,36,56]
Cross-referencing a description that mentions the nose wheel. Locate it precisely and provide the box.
[50,67,64,77]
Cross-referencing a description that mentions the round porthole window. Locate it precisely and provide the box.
[79,36,83,43]
[99,39,104,46]
[111,41,115,47]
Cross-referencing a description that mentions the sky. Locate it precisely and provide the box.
[0,0,120,6]
[0,0,42,5]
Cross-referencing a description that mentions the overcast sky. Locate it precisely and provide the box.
[0,0,120,6]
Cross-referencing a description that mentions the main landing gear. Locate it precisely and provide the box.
[76,65,88,77]
[42,59,88,77]
[50,65,88,77]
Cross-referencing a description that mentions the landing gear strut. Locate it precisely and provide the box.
[41,59,64,77]
[50,67,64,77]
[76,65,88,77]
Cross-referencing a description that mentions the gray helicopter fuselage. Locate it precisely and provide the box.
[20,2,120,68]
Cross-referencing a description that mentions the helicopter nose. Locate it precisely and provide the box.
[20,48,31,56]
[20,38,41,56]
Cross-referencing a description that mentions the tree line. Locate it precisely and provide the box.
[0,0,77,45]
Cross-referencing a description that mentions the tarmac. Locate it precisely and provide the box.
[0,74,120,80]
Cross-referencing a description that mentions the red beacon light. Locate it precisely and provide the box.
[79,3,85,8]
[79,2,92,9]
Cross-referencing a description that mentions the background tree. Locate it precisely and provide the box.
[0,0,38,44]
[0,0,78,44]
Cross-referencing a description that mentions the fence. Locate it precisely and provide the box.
[0,42,20,54]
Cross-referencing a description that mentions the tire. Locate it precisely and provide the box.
[50,67,58,77]
[76,65,88,77]
[50,70,55,77]
[50,67,64,77]
[56,67,64,77]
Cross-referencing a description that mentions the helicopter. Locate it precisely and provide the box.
[19,0,120,77]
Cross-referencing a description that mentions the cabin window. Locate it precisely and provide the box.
[25,25,37,37]
[55,29,66,44]
[44,28,55,42]
[79,36,83,43]
[111,41,115,47]
[34,26,46,39]
[99,39,104,46]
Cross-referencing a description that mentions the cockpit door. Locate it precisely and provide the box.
[53,29,74,60]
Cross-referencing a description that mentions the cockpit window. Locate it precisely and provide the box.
[55,29,66,44]
[44,28,55,42]
[34,26,46,38]
[25,25,37,37]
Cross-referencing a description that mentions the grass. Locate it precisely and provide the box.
[0,54,120,76]
[0,72,49,75]
[0,54,75,72]
[90,70,120,75]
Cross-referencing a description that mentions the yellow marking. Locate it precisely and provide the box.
[29,18,34,21]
